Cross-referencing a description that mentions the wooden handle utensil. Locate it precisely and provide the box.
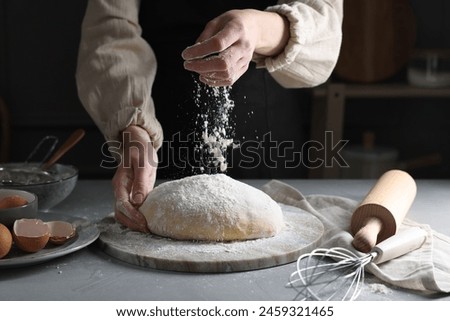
[350,169,417,253]
[41,129,85,171]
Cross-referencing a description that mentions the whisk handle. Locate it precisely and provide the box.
[372,227,427,264]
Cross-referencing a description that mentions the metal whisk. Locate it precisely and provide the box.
[287,227,427,301]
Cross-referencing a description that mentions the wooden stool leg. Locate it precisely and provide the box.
[309,84,346,178]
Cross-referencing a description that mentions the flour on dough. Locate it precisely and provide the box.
[139,174,284,241]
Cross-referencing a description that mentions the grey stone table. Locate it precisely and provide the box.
[0,179,449,301]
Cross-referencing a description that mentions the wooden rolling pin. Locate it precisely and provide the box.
[351,169,417,253]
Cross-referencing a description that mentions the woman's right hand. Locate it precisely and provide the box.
[182,9,289,86]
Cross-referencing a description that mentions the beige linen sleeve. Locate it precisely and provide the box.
[75,0,163,149]
[255,0,343,88]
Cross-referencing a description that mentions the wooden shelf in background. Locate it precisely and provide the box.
[309,82,450,179]
[313,83,450,98]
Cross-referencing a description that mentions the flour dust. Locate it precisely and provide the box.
[192,80,238,174]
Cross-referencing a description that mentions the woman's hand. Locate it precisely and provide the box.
[182,9,289,86]
[112,125,157,233]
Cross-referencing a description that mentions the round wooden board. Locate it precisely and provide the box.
[334,0,416,83]
[96,204,324,273]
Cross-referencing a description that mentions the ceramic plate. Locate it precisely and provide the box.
[0,212,99,268]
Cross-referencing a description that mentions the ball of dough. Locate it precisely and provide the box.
[139,174,284,241]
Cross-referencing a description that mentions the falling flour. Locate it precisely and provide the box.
[193,80,236,173]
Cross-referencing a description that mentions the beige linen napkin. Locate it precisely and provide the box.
[261,179,450,294]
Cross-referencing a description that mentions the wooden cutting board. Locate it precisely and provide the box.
[334,0,416,83]
[96,204,324,273]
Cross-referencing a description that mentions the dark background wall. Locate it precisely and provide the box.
[0,0,109,178]
[0,0,449,179]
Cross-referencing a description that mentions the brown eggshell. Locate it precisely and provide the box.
[13,219,50,253]
[0,223,13,259]
[46,221,76,245]
[0,195,28,209]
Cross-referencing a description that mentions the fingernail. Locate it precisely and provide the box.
[133,193,144,204]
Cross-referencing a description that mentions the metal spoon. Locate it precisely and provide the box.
[41,128,85,171]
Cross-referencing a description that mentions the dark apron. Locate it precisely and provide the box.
[139,1,309,179]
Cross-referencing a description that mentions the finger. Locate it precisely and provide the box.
[197,58,249,81]
[132,150,158,205]
[199,58,249,86]
[116,196,146,223]
[198,75,232,87]
[131,166,151,205]
[116,211,149,233]
[184,55,228,73]
[114,179,149,233]
[115,210,149,233]
[182,27,240,61]
[115,197,149,231]
[113,173,131,200]
[185,43,250,74]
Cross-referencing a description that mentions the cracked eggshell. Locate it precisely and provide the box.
[13,218,50,253]
[0,223,13,259]
[47,221,76,245]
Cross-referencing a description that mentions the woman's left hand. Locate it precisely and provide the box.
[112,125,158,233]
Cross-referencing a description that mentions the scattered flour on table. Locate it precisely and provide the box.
[366,282,393,295]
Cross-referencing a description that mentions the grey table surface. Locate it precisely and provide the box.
[0,179,449,301]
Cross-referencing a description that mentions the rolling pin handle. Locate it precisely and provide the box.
[350,170,417,253]
[352,217,383,253]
